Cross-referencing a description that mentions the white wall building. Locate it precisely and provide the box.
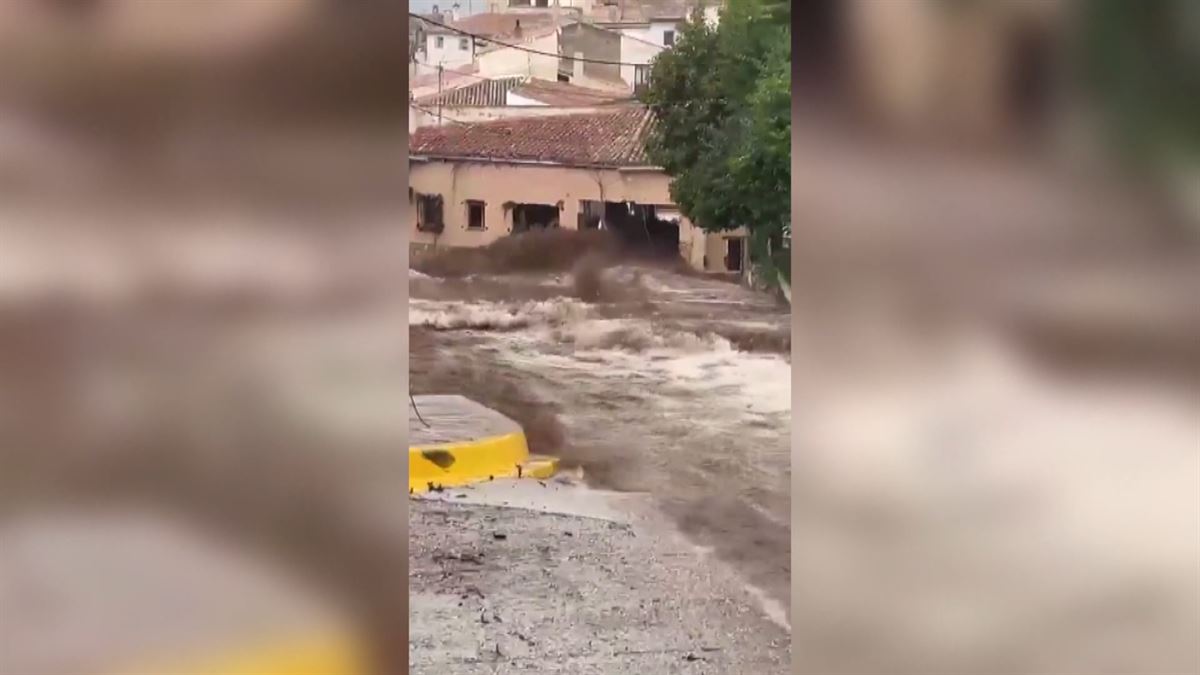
[476,30,560,79]
[619,32,665,90]
[423,29,477,68]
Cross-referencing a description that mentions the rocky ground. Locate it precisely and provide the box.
[409,479,791,675]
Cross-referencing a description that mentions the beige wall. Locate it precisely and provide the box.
[409,159,744,271]
[477,32,559,79]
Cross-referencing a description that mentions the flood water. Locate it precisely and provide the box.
[409,263,794,619]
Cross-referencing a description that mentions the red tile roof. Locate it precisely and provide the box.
[416,76,632,108]
[416,76,525,107]
[410,107,655,167]
[511,79,632,106]
[429,11,558,40]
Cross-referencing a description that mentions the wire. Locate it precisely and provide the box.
[410,12,660,67]
[410,393,431,428]
[410,64,640,106]
[409,101,476,126]
[411,61,505,84]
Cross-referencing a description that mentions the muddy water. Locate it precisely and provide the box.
[409,265,793,617]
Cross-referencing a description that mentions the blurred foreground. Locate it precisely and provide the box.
[0,3,407,673]
[791,0,1199,671]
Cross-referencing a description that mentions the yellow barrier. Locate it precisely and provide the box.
[410,431,557,494]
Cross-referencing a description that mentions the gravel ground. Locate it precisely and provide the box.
[409,481,791,675]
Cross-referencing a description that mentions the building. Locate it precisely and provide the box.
[558,21,664,91]
[408,108,748,273]
[588,0,693,47]
[411,75,633,129]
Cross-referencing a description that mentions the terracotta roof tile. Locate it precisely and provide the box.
[416,76,524,107]
[411,107,655,167]
[511,79,632,106]
[428,11,558,39]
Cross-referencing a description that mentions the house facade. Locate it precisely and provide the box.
[408,108,747,273]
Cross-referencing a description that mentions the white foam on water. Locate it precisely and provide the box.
[409,297,592,331]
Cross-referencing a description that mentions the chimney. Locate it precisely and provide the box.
[450,2,461,20]
[513,19,522,39]
[573,50,584,81]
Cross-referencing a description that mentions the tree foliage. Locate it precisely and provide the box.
[1078,0,1200,162]
[640,0,790,277]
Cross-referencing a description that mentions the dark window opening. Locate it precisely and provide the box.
[512,203,560,233]
[467,200,486,230]
[579,200,604,229]
[459,37,470,50]
[725,237,744,272]
[663,30,675,46]
[535,0,549,6]
[435,36,444,48]
[600,202,679,260]
[558,72,571,83]
[416,194,444,233]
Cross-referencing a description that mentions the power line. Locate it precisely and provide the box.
[411,64,639,106]
[410,12,657,67]
[409,101,475,126]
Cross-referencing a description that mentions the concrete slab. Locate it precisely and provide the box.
[410,395,522,448]
[410,395,556,494]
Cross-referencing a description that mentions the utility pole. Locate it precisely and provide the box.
[436,64,444,127]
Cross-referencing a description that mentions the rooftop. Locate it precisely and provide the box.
[426,11,559,39]
[513,78,633,105]
[587,0,699,23]
[416,76,524,107]
[410,107,655,168]
[416,76,633,107]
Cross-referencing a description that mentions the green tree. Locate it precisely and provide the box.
[640,0,790,283]
[1078,0,1200,162]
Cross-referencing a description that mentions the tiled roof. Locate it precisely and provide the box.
[416,77,525,107]
[511,79,632,106]
[641,0,692,21]
[590,0,698,23]
[427,11,558,39]
[410,107,655,167]
[416,77,630,108]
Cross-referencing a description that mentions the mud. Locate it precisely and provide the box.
[411,229,620,278]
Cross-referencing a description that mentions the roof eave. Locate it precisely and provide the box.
[410,155,658,171]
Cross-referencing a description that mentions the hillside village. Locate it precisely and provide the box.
[408,0,751,275]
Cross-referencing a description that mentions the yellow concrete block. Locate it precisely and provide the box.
[409,395,557,493]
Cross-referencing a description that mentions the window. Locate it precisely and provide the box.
[663,30,675,46]
[435,36,444,48]
[416,194,444,233]
[459,37,469,50]
[466,201,486,230]
[557,72,571,83]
